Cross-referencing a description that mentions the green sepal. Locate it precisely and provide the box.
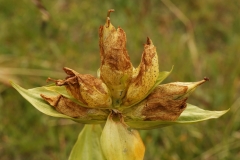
[125,103,229,130]
[11,82,105,124]
[68,125,106,160]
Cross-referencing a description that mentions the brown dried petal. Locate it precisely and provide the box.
[99,15,133,105]
[99,16,132,72]
[99,11,133,106]
[41,94,109,119]
[142,98,187,121]
[125,98,187,121]
[41,94,89,118]
[122,38,159,106]
[140,83,191,120]
[124,80,207,121]
[149,83,188,100]
[53,67,112,108]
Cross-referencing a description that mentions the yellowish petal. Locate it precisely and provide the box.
[122,37,159,106]
[99,10,133,107]
[41,94,109,120]
[100,113,145,160]
[52,67,112,108]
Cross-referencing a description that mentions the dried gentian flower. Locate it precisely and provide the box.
[12,9,229,160]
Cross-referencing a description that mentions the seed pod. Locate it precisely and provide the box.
[52,67,112,108]
[100,113,145,160]
[122,37,159,106]
[99,9,133,107]
[41,94,108,120]
[124,79,207,121]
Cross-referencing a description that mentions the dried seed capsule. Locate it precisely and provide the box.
[99,10,133,107]
[100,113,145,160]
[41,94,108,119]
[124,79,207,121]
[122,37,159,107]
[52,67,112,108]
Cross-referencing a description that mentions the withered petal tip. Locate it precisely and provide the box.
[107,9,115,17]
[146,37,152,45]
[46,77,55,83]
[106,17,111,28]
[204,77,210,81]
[106,9,115,28]
[63,67,68,70]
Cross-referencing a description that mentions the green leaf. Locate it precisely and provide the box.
[125,103,229,130]
[11,82,105,124]
[69,125,106,160]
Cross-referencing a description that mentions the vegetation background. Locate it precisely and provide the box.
[0,0,239,159]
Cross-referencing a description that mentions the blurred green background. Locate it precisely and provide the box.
[0,0,240,159]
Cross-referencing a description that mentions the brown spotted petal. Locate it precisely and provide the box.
[99,10,133,107]
[122,38,159,107]
[124,79,207,121]
[54,67,112,108]
[41,94,108,120]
